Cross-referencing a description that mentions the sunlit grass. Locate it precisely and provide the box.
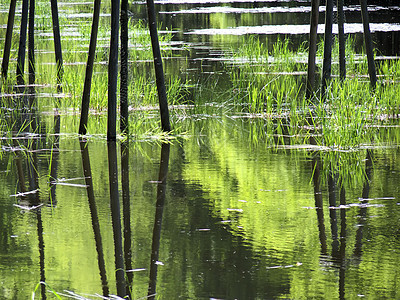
[226,35,400,150]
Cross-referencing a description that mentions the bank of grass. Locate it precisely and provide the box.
[226,36,400,150]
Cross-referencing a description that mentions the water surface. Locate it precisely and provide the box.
[0,0,400,299]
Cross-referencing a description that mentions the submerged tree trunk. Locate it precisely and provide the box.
[28,0,35,86]
[79,0,102,135]
[16,0,29,87]
[146,0,171,132]
[321,0,334,95]
[337,0,346,80]
[2,0,17,84]
[107,0,120,141]
[50,0,64,92]
[359,0,377,89]
[120,0,129,134]
[306,0,320,99]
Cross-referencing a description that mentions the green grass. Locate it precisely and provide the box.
[0,0,184,139]
[226,36,400,149]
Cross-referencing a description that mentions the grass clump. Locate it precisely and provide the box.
[226,35,400,150]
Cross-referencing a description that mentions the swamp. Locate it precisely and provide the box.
[1,0,400,298]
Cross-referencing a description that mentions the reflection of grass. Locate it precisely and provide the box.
[226,36,400,151]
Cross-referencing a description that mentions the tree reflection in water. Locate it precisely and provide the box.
[148,143,170,299]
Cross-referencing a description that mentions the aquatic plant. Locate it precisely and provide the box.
[0,0,184,138]
[226,35,400,149]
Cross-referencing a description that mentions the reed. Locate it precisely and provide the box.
[226,35,400,150]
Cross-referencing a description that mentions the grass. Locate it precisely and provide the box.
[0,0,185,139]
[226,35,400,148]
[223,35,400,186]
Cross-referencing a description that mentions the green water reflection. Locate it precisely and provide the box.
[1,0,400,298]
[0,112,400,298]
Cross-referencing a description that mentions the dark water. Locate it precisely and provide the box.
[1,0,400,299]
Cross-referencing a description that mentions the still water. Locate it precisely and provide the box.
[1,0,400,299]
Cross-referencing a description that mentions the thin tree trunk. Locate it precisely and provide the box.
[120,0,129,134]
[50,0,63,91]
[79,0,102,135]
[306,0,320,99]
[16,0,29,87]
[107,0,120,141]
[146,0,171,132]
[321,0,334,95]
[2,0,17,84]
[337,0,346,80]
[359,0,377,89]
[28,0,35,86]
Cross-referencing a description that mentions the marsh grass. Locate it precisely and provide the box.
[0,1,184,139]
[225,35,400,186]
[226,36,400,148]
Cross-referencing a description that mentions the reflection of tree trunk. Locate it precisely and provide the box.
[312,153,327,256]
[121,142,133,297]
[49,113,60,206]
[148,143,170,299]
[27,110,39,205]
[15,149,27,194]
[328,170,339,259]
[338,179,347,300]
[37,210,46,299]
[107,141,126,296]
[80,138,109,296]
[354,150,373,258]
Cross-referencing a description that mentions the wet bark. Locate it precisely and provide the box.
[321,0,334,95]
[359,0,377,89]
[107,0,120,141]
[120,0,129,134]
[306,0,320,99]
[50,0,64,91]
[16,0,29,87]
[2,0,17,84]
[79,0,102,135]
[146,0,171,132]
[337,0,346,80]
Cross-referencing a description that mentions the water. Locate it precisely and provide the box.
[1,0,400,299]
